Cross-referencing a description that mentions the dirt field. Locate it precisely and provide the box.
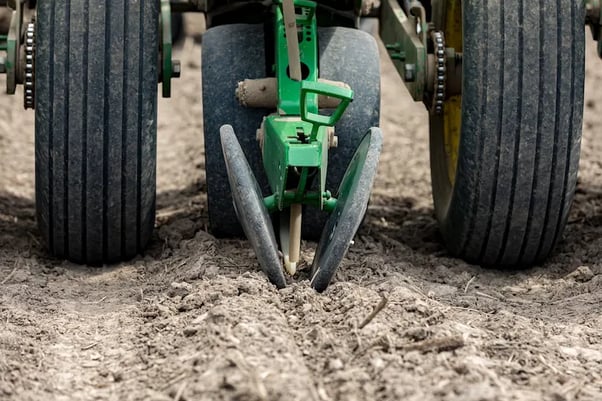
[0,25,601,401]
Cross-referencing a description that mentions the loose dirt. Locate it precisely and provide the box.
[0,26,600,401]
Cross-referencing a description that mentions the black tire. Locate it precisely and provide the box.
[202,25,379,239]
[202,24,270,238]
[430,0,585,266]
[35,0,159,264]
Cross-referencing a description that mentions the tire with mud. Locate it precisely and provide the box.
[35,0,160,264]
[430,0,585,266]
[202,24,380,238]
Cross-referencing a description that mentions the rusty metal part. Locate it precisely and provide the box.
[236,78,351,109]
[445,48,462,98]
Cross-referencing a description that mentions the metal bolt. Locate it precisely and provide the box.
[330,135,338,148]
[172,60,181,78]
[404,64,416,82]
[327,127,338,148]
[0,56,6,74]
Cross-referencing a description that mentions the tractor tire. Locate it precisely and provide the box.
[202,25,379,239]
[35,0,160,264]
[429,0,585,267]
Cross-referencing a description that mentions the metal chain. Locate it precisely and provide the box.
[24,20,35,110]
[431,30,445,115]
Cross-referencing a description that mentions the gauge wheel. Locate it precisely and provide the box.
[429,0,585,266]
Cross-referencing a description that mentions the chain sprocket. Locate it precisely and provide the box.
[24,20,35,110]
[431,30,445,115]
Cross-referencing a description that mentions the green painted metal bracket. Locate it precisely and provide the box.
[300,80,353,140]
[264,190,337,213]
[261,0,353,213]
[262,116,326,210]
[379,0,427,101]
[160,0,173,98]
[5,0,22,94]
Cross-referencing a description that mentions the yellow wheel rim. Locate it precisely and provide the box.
[443,1,462,185]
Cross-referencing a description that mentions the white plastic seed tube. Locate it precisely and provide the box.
[287,204,302,275]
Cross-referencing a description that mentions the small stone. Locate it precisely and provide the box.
[560,346,602,362]
[328,358,344,371]
[403,327,431,342]
[371,357,385,370]
[0,381,13,396]
[183,326,200,337]
[112,371,124,382]
[191,312,209,325]
[170,218,197,239]
[168,281,193,298]
[552,392,568,401]
[566,266,594,282]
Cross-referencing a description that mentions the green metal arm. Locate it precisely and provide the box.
[379,0,428,101]
[300,80,353,140]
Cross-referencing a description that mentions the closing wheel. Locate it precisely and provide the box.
[202,25,380,239]
[430,0,585,266]
[35,0,159,264]
[220,125,287,289]
[311,128,382,293]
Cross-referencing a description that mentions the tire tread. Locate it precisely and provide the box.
[35,0,159,264]
[436,0,584,267]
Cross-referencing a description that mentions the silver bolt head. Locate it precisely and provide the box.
[404,64,416,82]
[172,60,181,78]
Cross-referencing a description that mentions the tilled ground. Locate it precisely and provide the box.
[0,27,601,401]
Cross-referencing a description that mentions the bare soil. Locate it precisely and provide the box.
[0,28,601,401]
